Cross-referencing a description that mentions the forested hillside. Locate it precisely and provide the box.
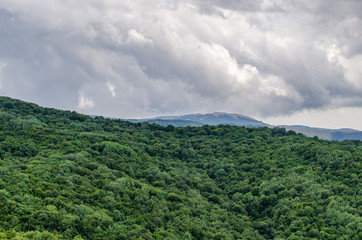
[0,96,361,239]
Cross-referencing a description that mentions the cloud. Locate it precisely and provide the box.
[106,83,116,97]
[78,93,94,109]
[0,0,361,120]
[127,29,153,45]
[0,62,6,89]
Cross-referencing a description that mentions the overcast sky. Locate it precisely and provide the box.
[0,0,361,129]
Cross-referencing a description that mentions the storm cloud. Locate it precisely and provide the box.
[0,0,361,120]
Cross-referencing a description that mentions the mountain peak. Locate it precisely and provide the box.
[210,112,257,120]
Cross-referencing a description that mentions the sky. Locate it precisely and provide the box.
[0,0,361,130]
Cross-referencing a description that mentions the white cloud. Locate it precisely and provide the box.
[106,83,116,97]
[0,62,6,89]
[78,92,94,109]
[338,54,362,87]
[315,41,362,88]
[127,29,153,45]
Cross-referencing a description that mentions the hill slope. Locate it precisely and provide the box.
[0,96,361,239]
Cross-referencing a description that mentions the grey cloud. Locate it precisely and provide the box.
[0,0,361,119]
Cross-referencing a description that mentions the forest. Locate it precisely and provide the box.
[0,96,361,239]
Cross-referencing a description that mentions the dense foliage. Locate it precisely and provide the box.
[0,96,361,239]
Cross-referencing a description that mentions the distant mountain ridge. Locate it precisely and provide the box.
[127,112,362,141]
[281,125,362,141]
[127,112,268,128]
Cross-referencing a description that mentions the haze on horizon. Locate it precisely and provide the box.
[0,0,361,130]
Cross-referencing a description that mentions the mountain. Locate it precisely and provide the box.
[281,125,362,141]
[128,112,268,128]
[128,112,362,141]
[0,96,361,239]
